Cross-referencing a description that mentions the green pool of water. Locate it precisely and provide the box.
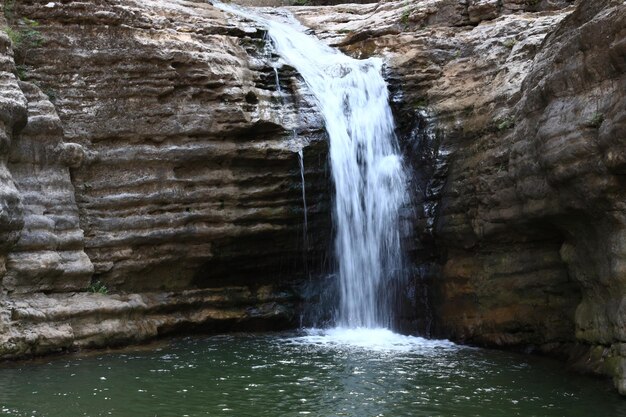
[0,329,623,416]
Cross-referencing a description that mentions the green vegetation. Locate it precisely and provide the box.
[401,8,411,27]
[5,26,21,46]
[2,1,43,80]
[586,112,604,128]
[496,162,508,173]
[503,38,517,49]
[5,17,43,51]
[493,115,515,132]
[3,0,17,22]
[88,280,109,295]
[412,97,428,109]
[15,64,27,80]
[44,88,57,103]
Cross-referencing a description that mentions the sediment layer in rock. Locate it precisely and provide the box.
[0,285,296,358]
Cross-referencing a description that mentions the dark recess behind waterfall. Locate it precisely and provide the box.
[388,73,448,338]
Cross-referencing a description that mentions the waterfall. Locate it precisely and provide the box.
[216,2,408,330]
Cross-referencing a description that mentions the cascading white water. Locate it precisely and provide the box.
[216,2,408,330]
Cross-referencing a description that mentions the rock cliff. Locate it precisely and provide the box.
[0,0,331,357]
[291,0,625,393]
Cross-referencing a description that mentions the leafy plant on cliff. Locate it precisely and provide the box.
[401,8,411,27]
[7,18,43,52]
[586,112,605,129]
[503,38,517,49]
[412,97,428,110]
[88,280,109,295]
[3,0,17,22]
[5,26,21,47]
[44,88,57,103]
[493,115,516,132]
[2,0,43,80]
[15,64,27,80]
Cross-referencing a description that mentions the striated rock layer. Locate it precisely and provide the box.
[292,0,625,393]
[0,0,331,357]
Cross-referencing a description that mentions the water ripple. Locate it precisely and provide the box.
[0,332,623,417]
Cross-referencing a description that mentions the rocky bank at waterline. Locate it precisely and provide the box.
[1,0,625,394]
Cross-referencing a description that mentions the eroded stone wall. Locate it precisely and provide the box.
[0,0,331,357]
[293,0,626,392]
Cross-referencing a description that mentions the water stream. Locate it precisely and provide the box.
[217,2,408,330]
[273,66,282,93]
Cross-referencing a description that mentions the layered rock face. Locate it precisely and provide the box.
[0,0,331,356]
[1,0,625,395]
[293,0,625,392]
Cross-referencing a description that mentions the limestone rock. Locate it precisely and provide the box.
[468,0,499,23]
[57,143,86,168]
[4,0,331,293]
[0,0,331,355]
[0,286,296,357]
[0,19,25,261]
[5,82,94,294]
[294,0,625,393]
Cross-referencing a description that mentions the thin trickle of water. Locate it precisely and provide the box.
[216,2,409,329]
[273,66,282,93]
[297,147,308,246]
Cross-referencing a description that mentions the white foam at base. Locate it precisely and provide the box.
[286,327,459,353]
